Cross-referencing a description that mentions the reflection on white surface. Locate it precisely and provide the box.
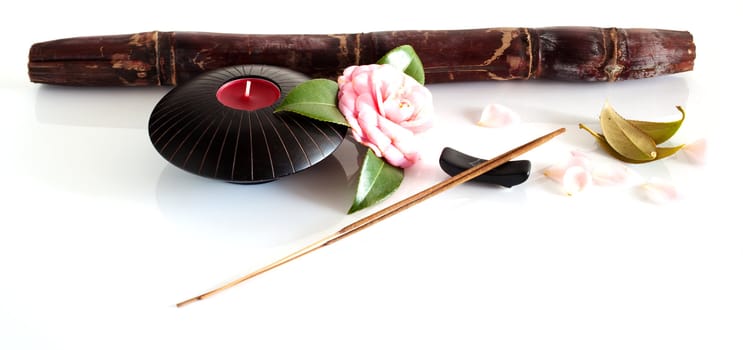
[155,147,353,244]
[34,85,170,129]
[4,9,743,350]
[31,71,690,130]
[427,75,689,127]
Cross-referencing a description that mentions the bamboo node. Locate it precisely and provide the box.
[605,64,624,81]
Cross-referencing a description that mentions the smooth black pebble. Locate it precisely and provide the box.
[439,147,531,187]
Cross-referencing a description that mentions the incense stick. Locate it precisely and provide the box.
[176,127,565,307]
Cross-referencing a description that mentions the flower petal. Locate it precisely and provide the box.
[562,165,592,195]
[544,150,592,184]
[381,146,415,168]
[567,150,592,170]
[477,103,520,128]
[543,164,566,183]
[683,138,707,164]
[591,162,636,186]
[641,177,680,204]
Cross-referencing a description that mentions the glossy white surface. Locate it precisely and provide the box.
[2,1,741,349]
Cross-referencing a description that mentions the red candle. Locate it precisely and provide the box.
[216,78,281,111]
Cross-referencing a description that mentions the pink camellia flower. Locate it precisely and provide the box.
[337,64,434,168]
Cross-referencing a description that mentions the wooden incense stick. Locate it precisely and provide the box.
[176,128,566,307]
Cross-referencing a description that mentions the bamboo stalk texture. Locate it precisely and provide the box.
[28,27,695,86]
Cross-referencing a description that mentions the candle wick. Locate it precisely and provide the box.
[244,80,252,98]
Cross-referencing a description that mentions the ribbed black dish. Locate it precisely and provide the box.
[149,65,347,183]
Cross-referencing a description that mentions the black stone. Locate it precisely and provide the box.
[439,147,531,187]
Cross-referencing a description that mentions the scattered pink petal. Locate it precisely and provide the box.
[543,151,593,195]
[568,150,592,170]
[641,178,680,204]
[543,164,567,183]
[683,138,707,164]
[477,103,520,128]
[562,165,592,195]
[591,162,635,186]
[545,150,687,201]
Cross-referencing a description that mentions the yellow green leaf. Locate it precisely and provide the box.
[579,124,642,163]
[627,106,686,144]
[654,143,686,160]
[579,124,685,163]
[599,102,657,161]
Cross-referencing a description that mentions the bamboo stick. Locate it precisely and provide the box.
[28,27,694,86]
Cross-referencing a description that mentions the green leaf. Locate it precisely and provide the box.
[579,124,684,163]
[627,106,686,144]
[654,143,686,160]
[274,79,349,126]
[377,45,425,85]
[580,123,639,163]
[599,101,657,161]
[348,149,404,213]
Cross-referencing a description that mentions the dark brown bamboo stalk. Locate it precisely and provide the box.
[28,27,694,87]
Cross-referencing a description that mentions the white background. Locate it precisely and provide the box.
[2,1,742,349]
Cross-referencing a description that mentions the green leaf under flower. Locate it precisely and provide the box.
[274,45,427,214]
[348,149,404,214]
[274,79,349,126]
[377,45,425,85]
